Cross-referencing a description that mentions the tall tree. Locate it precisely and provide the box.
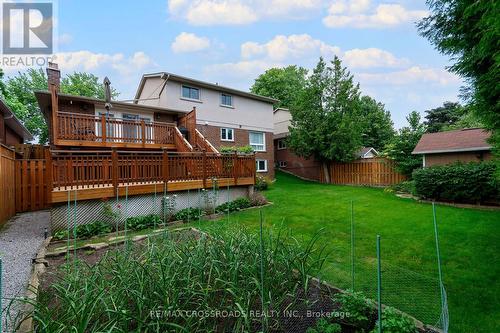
[384,111,426,177]
[418,0,499,154]
[288,57,363,182]
[250,65,307,109]
[2,69,119,144]
[424,101,467,132]
[359,96,395,150]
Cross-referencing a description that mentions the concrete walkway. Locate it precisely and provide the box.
[0,211,50,332]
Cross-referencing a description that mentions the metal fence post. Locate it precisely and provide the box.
[433,203,446,328]
[259,210,266,332]
[351,200,355,290]
[0,257,3,333]
[377,235,382,333]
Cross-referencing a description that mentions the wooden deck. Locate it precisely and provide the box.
[51,177,254,203]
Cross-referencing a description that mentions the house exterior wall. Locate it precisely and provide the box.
[138,79,274,133]
[274,109,292,136]
[274,139,321,181]
[424,151,492,167]
[5,126,23,145]
[198,124,274,179]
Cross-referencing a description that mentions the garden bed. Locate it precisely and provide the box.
[20,226,442,333]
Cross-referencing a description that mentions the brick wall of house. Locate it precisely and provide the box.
[424,151,492,167]
[197,124,274,179]
[59,99,95,115]
[274,138,321,181]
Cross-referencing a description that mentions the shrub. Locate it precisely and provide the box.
[53,220,113,240]
[126,214,162,231]
[174,207,204,222]
[249,192,268,206]
[387,180,415,195]
[306,318,342,333]
[255,175,269,191]
[333,290,373,329]
[413,162,498,203]
[215,197,252,213]
[370,307,417,333]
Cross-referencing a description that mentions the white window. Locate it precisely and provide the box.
[278,161,287,167]
[249,131,265,152]
[220,128,234,141]
[220,93,233,107]
[256,159,268,172]
[181,85,200,101]
[277,139,286,150]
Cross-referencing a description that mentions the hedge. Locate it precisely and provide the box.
[412,162,499,203]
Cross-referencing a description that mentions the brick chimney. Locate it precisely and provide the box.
[46,62,60,92]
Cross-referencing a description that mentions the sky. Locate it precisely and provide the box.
[3,0,463,128]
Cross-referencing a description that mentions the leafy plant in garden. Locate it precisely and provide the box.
[126,214,162,231]
[333,290,373,330]
[370,307,417,333]
[174,207,204,222]
[306,318,341,333]
[219,145,254,154]
[215,197,252,213]
[255,175,269,191]
[53,221,113,240]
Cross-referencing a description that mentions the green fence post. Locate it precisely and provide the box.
[73,189,77,263]
[67,190,71,264]
[187,188,190,224]
[432,203,445,324]
[377,235,382,333]
[351,200,355,290]
[227,184,230,223]
[125,185,129,248]
[259,209,266,332]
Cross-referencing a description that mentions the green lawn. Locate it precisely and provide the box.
[189,171,500,333]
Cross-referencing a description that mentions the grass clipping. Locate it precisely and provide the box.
[30,228,329,332]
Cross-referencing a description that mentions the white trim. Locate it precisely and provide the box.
[175,127,193,150]
[423,154,426,168]
[256,159,268,172]
[197,119,273,132]
[194,129,219,153]
[249,131,266,152]
[278,160,287,167]
[277,139,286,150]
[412,146,491,155]
[181,84,201,102]
[220,127,235,142]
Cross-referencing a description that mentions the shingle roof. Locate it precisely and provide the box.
[412,128,491,154]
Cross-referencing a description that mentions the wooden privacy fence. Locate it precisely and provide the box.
[0,145,16,224]
[322,158,405,186]
[15,158,49,212]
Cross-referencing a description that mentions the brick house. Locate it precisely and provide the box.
[273,108,322,181]
[134,73,277,179]
[412,128,492,167]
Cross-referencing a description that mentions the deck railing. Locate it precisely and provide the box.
[56,112,176,146]
[50,150,256,192]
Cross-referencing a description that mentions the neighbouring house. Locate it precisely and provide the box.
[0,98,33,146]
[412,128,492,167]
[356,147,379,159]
[25,63,256,230]
[134,72,277,179]
[273,108,322,181]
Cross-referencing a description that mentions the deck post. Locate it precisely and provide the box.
[202,149,207,189]
[44,148,53,205]
[101,115,106,144]
[141,120,146,147]
[233,151,238,185]
[162,149,169,183]
[112,148,118,196]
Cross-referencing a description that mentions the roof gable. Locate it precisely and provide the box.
[412,128,491,154]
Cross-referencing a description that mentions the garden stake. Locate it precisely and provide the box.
[227,184,230,223]
[115,185,119,239]
[351,200,355,290]
[125,185,129,250]
[66,190,71,265]
[153,183,157,230]
[376,235,382,333]
[432,203,446,327]
[259,209,266,332]
[198,188,201,223]
[187,188,190,224]
[73,189,77,265]
[163,182,167,226]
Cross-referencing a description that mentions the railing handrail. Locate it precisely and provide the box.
[56,111,177,126]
